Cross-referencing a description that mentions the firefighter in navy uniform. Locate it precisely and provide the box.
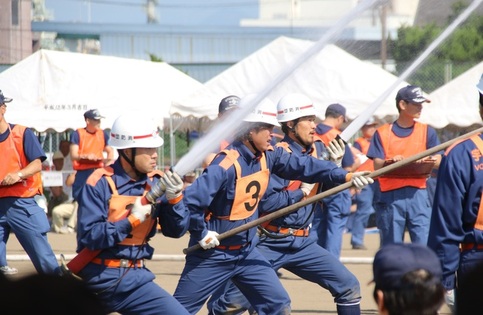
[75,114,190,315]
[173,94,373,315]
[313,103,355,257]
[0,89,60,275]
[428,74,483,314]
[209,93,363,315]
[368,85,441,246]
[70,109,114,201]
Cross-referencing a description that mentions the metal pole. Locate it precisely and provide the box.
[170,116,175,168]
[380,3,387,70]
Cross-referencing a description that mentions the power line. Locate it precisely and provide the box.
[46,0,263,9]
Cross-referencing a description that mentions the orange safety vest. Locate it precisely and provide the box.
[315,127,340,146]
[258,141,321,229]
[276,142,319,197]
[378,122,428,192]
[89,167,162,246]
[469,135,483,232]
[214,149,269,221]
[73,128,106,171]
[355,137,375,173]
[220,140,230,151]
[0,125,43,198]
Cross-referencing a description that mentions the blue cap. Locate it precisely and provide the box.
[218,95,240,114]
[0,90,13,104]
[396,85,431,104]
[84,109,104,120]
[372,243,442,290]
[326,103,347,122]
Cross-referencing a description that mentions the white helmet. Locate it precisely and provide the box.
[240,94,280,127]
[277,93,317,122]
[109,114,164,149]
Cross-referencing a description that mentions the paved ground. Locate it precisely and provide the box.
[5,230,451,315]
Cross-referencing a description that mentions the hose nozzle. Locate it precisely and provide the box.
[142,179,166,205]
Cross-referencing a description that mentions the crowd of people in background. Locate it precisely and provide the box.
[0,73,482,314]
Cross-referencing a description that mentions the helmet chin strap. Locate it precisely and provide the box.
[289,119,306,146]
[248,139,261,156]
[119,148,144,178]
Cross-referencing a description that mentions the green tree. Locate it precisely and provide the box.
[389,2,482,92]
[148,53,163,62]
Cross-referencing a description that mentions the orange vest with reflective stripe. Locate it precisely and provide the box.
[276,141,319,197]
[355,137,375,172]
[315,127,340,146]
[73,128,105,171]
[215,149,269,221]
[88,167,161,246]
[378,122,428,192]
[0,125,43,198]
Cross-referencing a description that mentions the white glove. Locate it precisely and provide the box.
[445,289,455,311]
[130,197,153,223]
[300,182,315,197]
[351,171,374,189]
[159,171,184,200]
[327,138,345,167]
[198,230,220,250]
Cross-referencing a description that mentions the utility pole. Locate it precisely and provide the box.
[380,2,388,70]
[146,0,158,24]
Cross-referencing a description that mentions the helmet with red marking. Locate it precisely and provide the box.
[109,114,164,149]
[241,94,280,127]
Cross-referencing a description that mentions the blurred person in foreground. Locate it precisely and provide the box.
[0,90,60,276]
[173,94,373,314]
[0,272,105,315]
[74,114,190,314]
[372,243,445,315]
[427,74,483,314]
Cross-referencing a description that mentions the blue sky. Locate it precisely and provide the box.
[44,0,258,25]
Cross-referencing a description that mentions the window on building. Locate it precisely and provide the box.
[12,0,19,26]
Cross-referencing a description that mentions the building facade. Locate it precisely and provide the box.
[0,0,32,65]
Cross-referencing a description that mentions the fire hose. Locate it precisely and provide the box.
[61,178,167,276]
[183,125,483,254]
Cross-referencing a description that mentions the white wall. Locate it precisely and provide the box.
[243,0,421,39]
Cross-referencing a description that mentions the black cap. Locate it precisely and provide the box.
[218,95,240,114]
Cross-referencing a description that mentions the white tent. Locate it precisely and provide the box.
[419,61,483,129]
[0,49,204,132]
[172,36,409,124]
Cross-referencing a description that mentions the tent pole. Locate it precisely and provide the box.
[49,132,53,169]
[170,115,175,168]
[160,129,164,169]
[169,116,187,169]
